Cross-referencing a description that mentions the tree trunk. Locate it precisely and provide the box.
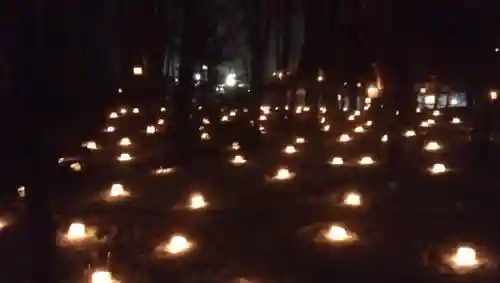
[249,0,269,125]
[373,1,417,179]
[173,0,203,165]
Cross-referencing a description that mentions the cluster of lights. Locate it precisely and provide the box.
[39,92,483,280]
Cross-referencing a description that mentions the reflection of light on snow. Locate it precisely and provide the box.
[225,73,237,87]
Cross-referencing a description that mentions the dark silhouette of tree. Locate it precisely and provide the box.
[296,0,331,120]
[173,0,205,165]
[247,0,271,133]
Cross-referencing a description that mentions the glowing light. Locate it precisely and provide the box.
[358,156,375,165]
[283,145,297,155]
[146,125,157,134]
[119,108,127,115]
[404,130,416,137]
[348,115,355,121]
[366,85,379,98]
[117,153,133,162]
[353,126,365,133]
[157,119,165,125]
[490,91,498,100]
[91,270,117,283]
[424,95,435,105]
[338,134,352,143]
[259,115,267,121]
[17,186,25,198]
[432,110,441,117]
[66,222,87,241]
[295,137,306,144]
[164,235,192,255]
[108,183,130,198]
[329,157,344,165]
[420,121,429,127]
[70,162,82,171]
[424,141,441,152]
[272,168,295,181]
[322,124,331,132]
[133,66,143,75]
[154,167,175,175]
[324,224,357,243]
[430,163,447,174]
[230,154,247,165]
[0,219,7,230]
[420,87,427,94]
[83,141,98,150]
[231,142,240,150]
[225,73,237,87]
[104,126,115,132]
[381,134,388,143]
[448,246,480,271]
[188,193,208,210]
[365,120,372,127]
[109,112,118,119]
[317,75,324,82]
[132,108,139,114]
[201,132,211,140]
[118,137,132,147]
[343,192,362,207]
[451,117,462,124]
